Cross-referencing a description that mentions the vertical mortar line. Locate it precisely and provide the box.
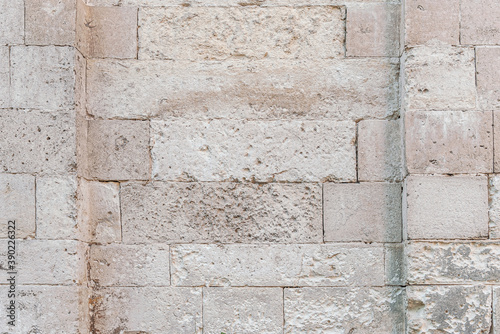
[169,243,172,287]
[23,0,26,43]
[458,0,462,45]
[148,119,153,181]
[34,174,37,238]
[490,286,494,333]
[282,287,285,334]
[201,286,204,334]
[119,182,123,242]
[493,110,495,174]
[136,7,139,60]
[355,121,359,183]
[321,182,325,243]
[474,47,478,89]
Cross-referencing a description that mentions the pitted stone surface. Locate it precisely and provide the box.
[461,0,500,45]
[0,47,9,108]
[25,0,76,45]
[88,0,398,6]
[0,174,35,239]
[477,48,500,110]
[0,0,24,44]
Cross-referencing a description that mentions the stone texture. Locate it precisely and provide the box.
[151,119,356,182]
[403,45,476,111]
[25,0,76,45]
[10,46,75,110]
[407,286,492,333]
[171,244,385,287]
[477,47,500,110]
[86,58,399,120]
[324,182,402,243]
[385,244,406,285]
[489,175,500,239]
[358,120,403,181]
[346,3,400,57]
[0,46,9,108]
[0,174,36,239]
[0,0,24,45]
[285,287,405,333]
[204,288,283,334]
[461,0,500,45]
[405,111,493,174]
[89,0,399,5]
[404,0,459,46]
[92,287,202,334]
[87,120,150,181]
[121,182,322,243]
[139,6,343,61]
[0,110,76,174]
[405,175,488,240]
[495,287,500,333]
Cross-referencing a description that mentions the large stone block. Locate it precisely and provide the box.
[0,0,24,45]
[324,182,402,243]
[25,0,76,45]
[139,6,343,60]
[171,244,385,287]
[477,48,500,110]
[87,59,399,121]
[0,47,9,108]
[461,0,500,45]
[121,182,322,244]
[285,287,405,333]
[151,119,356,182]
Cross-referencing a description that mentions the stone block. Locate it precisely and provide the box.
[0,0,24,45]
[405,175,488,240]
[385,244,406,285]
[461,0,500,45]
[477,47,500,110]
[324,182,402,243]
[405,111,493,174]
[121,182,322,243]
[25,0,76,45]
[0,46,9,108]
[89,0,399,5]
[494,287,500,333]
[490,175,500,239]
[203,288,283,334]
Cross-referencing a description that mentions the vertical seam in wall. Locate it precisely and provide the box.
[321,183,325,243]
[23,0,26,43]
[8,45,11,107]
[34,175,37,238]
[474,47,478,89]
[493,110,495,174]
[119,182,123,242]
[201,287,205,334]
[458,0,462,45]
[282,287,285,334]
[355,121,359,182]
[136,7,139,60]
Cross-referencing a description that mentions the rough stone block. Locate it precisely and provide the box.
[405,175,488,240]
[489,175,500,239]
[25,0,76,45]
[151,119,356,182]
[285,287,405,333]
[87,120,150,181]
[495,287,500,333]
[405,111,493,174]
[461,0,500,45]
[0,174,36,239]
[121,182,322,243]
[0,0,24,45]
[0,46,9,108]
[171,244,385,287]
[204,288,283,334]
[10,46,75,110]
[324,182,402,243]
[477,47,500,110]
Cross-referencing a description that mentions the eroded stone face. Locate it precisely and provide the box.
[25,0,76,45]
[461,0,500,45]
[0,0,24,45]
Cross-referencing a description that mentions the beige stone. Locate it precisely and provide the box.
[0,0,24,45]
[405,111,493,174]
[25,0,76,45]
[407,286,492,333]
[204,288,283,334]
[89,0,398,5]
[477,47,500,110]
[324,182,402,243]
[121,182,322,243]
[285,287,405,333]
[461,0,500,45]
[87,120,150,181]
[494,287,500,333]
[385,244,406,285]
[0,174,36,239]
[86,58,399,120]
[171,244,385,287]
[403,45,476,111]
[404,0,459,46]
[151,119,356,182]
[489,175,500,239]
[0,46,9,108]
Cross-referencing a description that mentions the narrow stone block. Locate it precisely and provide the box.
[494,287,500,333]
[461,0,500,45]
[477,47,500,110]
[490,175,500,239]
[25,0,76,45]
[0,0,24,45]
[385,244,406,285]
[0,46,9,108]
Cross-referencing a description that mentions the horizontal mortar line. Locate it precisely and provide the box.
[407,283,500,287]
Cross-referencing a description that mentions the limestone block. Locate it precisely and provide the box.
[407,286,492,333]
[346,3,400,57]
[405,111,493,174]
[92,287,202,334]
[87,120,150,181]
[0,46,9,108]
[25,0,76,45]
[461,0,500,45]
[171,244,385,287]
[489,175,500,239]
[86,58,399,121]
[477,48,500,110]
[121,182,322,243]
[203,288,283,334]
[284,287,405,333]
[10,46,75,110]
[385,244,406,285]
[151,119,356,182]
[0,0,24,44]
[0,174,36,239]
[324,182,402,243]
[403,45,476,111]
[494,287,500,333]
[0,110,76,174]
[404,0,459,46]
[90,244,170,287]
[405,175,488,240]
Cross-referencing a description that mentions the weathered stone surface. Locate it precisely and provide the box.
[0,110,76,174]
[477,47,500,110]
[407,242,500,284]
[87,59,399,120]
[0,0,24,45]
[92,287,202,334]
[404,0,459,46]
[405,111,493,174]
[358,120,403,181]
[87,120,150,181]
[25,0,76,45]
[285,287,405,333]
[89,0,398,5]
[403,45,476,111]
[171,244,385,287]
[90,244,170,287]
[461,0,500,45]
[346,3,400,57]
[151,119,356,182]
[494,287,500,333]
[405,175,489,240]
[324,182,402,242]
[0,174,36,239]
[407,286,492,333]
[0,47,9,108]
[489,175,500,239]
[385,244,406,285]
[204,288,283,334]
[10,46,75,110]
[121,182,322,243]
